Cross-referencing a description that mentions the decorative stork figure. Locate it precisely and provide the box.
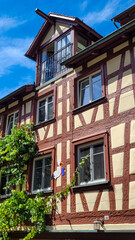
[52,161,65,179]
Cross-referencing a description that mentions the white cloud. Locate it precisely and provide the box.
[84,0,121,26]
[80,1,88,11]
[0,37,35,77]
[0,16,26,32]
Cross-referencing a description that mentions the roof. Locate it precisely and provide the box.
[111,5,135,25]
[25,11,102,61]
[62,19,135,68]
[0,85,35,108]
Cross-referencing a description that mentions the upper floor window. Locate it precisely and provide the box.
[0,173,11,196]
[6,111,19,135]
[37,95,54,123]
[32,155,52,193]
[78,72,102,107]
[40,32,72,84]
[78,141,105,185]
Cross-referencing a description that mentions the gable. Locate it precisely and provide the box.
[40,22,70,46]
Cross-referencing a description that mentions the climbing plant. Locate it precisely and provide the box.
[0,123,86,240]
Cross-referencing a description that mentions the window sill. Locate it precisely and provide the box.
[36,68,73,91]
[73,96,106,115]
[34,117,56,130]
[73,180,109,190]
[0,193,11,199]
[28,188,53,196]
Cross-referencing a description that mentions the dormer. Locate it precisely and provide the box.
[25,10,102,87]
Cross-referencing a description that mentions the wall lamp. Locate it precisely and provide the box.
[93,219,104,231]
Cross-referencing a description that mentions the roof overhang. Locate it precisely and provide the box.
[25,10,102,61]
[111,4,135,25]
[0,85,35,108]
[62,19,135,68]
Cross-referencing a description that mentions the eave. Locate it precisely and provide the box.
[62,19,135,68]
[0,85,35,108]
[25,11,102,61]
[111,4,135,24]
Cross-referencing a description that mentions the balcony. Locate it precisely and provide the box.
[40,43,73,84]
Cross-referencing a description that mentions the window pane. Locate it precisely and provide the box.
[57,40,61,50]
[0,175,7,195]
[62,37,66,48]
[44,156,51,189]
[94,153,105,180]
[67,33,71,44]
[33,160,43,191]
[79,147,91,183]
[92,74,102,101]
[80,79,90,106]
[48,102,53,120]
[39,99,45,108]
[39,107,45,122]
[93,143,103,154]
[15,112,19,123]
[42,51,46,63]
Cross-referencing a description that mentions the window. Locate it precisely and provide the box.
[78,141,105,185]
[32,155,52,192]
[0,173,11,196]
[6,111,19,135]
[78,72,102,107]
[56,32,72,72]
[37,95,54,123]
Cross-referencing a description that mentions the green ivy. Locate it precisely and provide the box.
[0,123,86,240]
[0,123,37,189]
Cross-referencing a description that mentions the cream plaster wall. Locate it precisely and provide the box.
[118,90,135,113]
[67,116,70,132]
[67,98,70,113]
[47,124,53,138]
[55,22,69,35]
[26,116,30,124]
[67,164,70,184]
[84,191,98,211]
[67,193,71,213]
[121,69,132,89]
[98,190,110,211]
[124,50,131,66]
[112,152,124,177]
[8,100,18,109]
[82,108,94,124]
[57,142,62,161]
[129,148,135,174]
[114,184,123,210]
[75,66,83,73]
[76,193,84,212]
[133,37,135,43]
[87,53,107,68]
[107,55,121,75]
[58,85,62,99]
[111,123,125,149]
[113,41,129,53]
[129,181,135,209]
[56,197,62,214]
[38,126,47,141]
[23,92,35,101]
[57,119,62,135]
[67,81,70,94]
[41,26,54,45]
[0,107,5,113]
[56,167,61,187]
[26,101,32,114]
[95,104,104,121]
[74,115,82,129]
[58,102,62,116]
[66,140,70,159]
[108,76,118,94]
[109,98,115,116]
[22,104,24,116]
[130,120,135,143]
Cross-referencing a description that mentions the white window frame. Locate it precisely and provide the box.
[32,154,52,194]
[5,110,19,135]
[37,94,54,124]
[77,140,106,186]
[78,71,102,107]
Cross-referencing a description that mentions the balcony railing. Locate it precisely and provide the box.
[41,43,73,84]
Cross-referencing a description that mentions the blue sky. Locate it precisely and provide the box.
[0,0,134,98]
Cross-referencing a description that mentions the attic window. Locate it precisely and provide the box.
[77,35,87,52]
